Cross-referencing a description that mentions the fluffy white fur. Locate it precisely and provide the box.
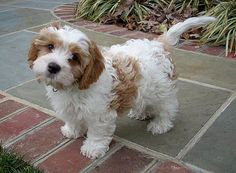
[30,16,215,159]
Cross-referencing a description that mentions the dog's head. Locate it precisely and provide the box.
[28,24,104,90]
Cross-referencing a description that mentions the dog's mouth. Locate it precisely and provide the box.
[36,74,64,90]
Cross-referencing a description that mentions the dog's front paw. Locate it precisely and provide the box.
[147,120,173,135]
[60,124,79,139]
[80,140,109,159]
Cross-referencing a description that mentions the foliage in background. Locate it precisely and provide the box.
[76,0,236,53]
[171,0,216,13]
[0,145,42,173]
[201,0,236,55]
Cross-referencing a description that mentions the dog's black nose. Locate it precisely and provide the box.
[48,62,61,74]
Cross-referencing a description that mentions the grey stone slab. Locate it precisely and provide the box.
[0,31,36,90]
[0,6,15,12]
[11,1,60,10]
[115,81,230,156]
[0,0,27,5]
[0,8,56,35]
[174,48,236,90]
[184,99,236,173]
[7,80,51,109]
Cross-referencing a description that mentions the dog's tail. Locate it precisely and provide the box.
[162,16,216,46]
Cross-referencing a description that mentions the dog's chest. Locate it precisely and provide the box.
[47,86,109,115]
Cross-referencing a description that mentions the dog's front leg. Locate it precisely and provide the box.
[56,109,87,139]
[60,118,87,139]
[81,111,117,159]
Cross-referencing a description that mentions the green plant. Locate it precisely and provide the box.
[76,0,119,22]
[169,0,216,13]
[76,0,168,22]
[201,0,236,55]
[0,145,42,173]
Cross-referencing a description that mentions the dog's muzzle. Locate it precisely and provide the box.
[48,62,61,74]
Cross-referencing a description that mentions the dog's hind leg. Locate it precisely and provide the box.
[127,99,152,120]
[147,88,178,135]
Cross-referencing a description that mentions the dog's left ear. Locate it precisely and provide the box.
[79,41,105,90]
[51,21,61,30]
[28,38,39,69]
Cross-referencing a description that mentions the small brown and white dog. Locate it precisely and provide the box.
[28,16,215,159]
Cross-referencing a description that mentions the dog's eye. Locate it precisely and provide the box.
[48,44,54,50]
[72,54,78,61]
[68,54,80,64]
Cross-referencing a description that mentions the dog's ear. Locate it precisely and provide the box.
[79,41,105,90]
[28,38,39,69]
[51,21,61,30]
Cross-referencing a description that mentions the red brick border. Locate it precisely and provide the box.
[38,139,92,173]
[0,100,26,119]
[90,146,154,173]
[0,108,50,143]
[53,3,236,60]
[152,161,194,173]
[9,120,65,161]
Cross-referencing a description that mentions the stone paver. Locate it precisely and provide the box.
[38,139,92,173]
[152,161,193,173]
[184,99,236,173]
[9,120,65,161]
[7,81,50,109]
[91,147,154,173]
[178,41,203,52]
[0,31,35,90]
[174,48,236,90]
[0,8,56,35]
[0,100,26,118]
[0,0,25,5]
[200,45,225,56]
[227,52,236,59]
[0,6,15,12]
[0,108,50,143]
[116,81,230,156]
[10,1,61,10]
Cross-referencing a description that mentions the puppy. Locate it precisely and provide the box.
[28,16,215,159]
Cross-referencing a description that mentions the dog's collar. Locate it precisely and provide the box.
[52,88,58,92]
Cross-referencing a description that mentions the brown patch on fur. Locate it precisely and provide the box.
[28,38,39,68]
[110,56,141,114]
[78,41,105,90]
[27,29,62,68]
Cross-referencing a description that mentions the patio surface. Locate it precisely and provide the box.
[0,1,236,173]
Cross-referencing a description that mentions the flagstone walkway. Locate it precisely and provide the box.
[0,1,236,173]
